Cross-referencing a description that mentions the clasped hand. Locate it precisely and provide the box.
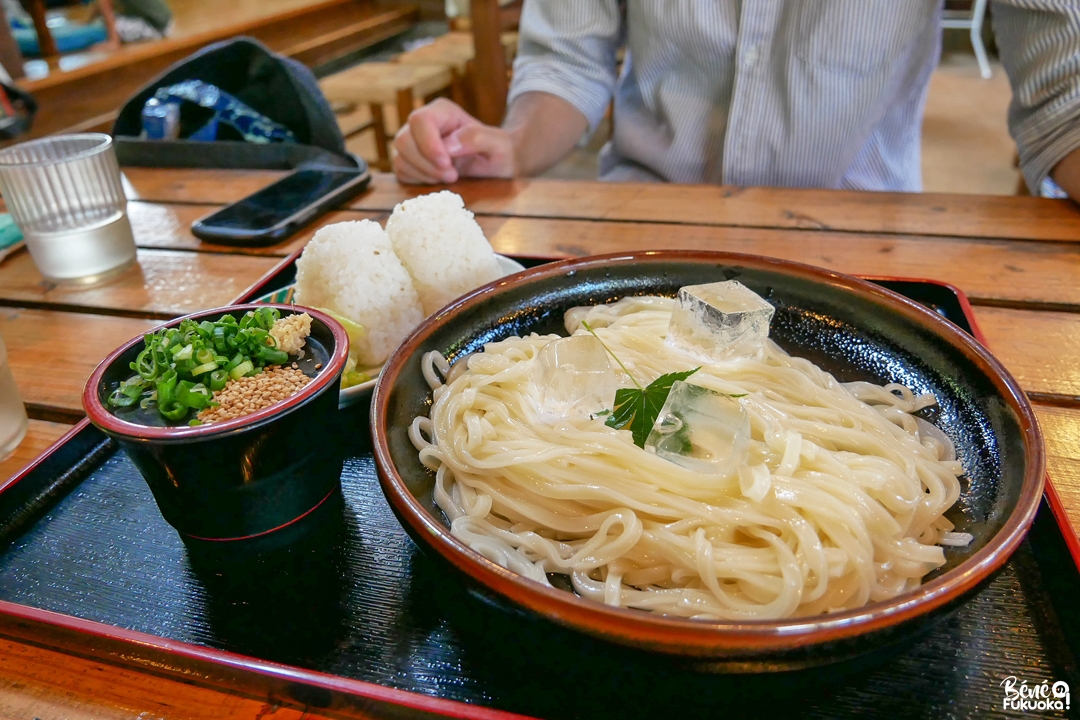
[393,98,516,184]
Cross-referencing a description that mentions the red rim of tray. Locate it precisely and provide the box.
[0,261,1069,720]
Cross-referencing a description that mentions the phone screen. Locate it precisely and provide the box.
[201,168,364,231]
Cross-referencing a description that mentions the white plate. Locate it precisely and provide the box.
[255,254,526,408]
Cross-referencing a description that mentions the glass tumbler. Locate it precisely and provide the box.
[0,134,136,283]
[0,330,27,460]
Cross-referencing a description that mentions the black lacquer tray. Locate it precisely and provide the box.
[0,261,1077,720]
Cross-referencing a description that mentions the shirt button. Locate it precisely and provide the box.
[743,45,759,67]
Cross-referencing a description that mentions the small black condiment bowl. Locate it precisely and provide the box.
[83,304,349,552]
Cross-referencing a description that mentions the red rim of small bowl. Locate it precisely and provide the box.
[372,250,1046,656]
[83,304,349,441]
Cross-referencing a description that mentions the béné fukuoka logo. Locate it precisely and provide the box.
[1000,676,1070,713]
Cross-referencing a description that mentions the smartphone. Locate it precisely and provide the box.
[191,165,371,246]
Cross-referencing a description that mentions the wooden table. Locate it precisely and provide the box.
[0,169,1078,718]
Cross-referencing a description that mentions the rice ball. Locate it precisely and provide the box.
[294,220,423,366]
[385,191,501,316]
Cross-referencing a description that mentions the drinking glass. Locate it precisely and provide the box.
[0,133,136,284]
[0,330,27,460]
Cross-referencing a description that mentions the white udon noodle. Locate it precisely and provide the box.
[410,296,965,620]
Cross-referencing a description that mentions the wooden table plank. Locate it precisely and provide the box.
[0,309,160,419]
[475,216,1080,309]
[0,637,337,720]
[123,206,1080,310]
[120,169,1080,243]
[127,202,386,257]
[974,307,1080,404]
[0,420,70,482]
[1035,406,1080,544]
[1,303,1074,424]
[0,249,281,320]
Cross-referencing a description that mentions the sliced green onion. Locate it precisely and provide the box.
[107,391,139,407]
[176,381,211,410]
[111,309,310,424]
[248,328,270,347]
[133,348,157,380]
[255,346,288,366]
[159,401,188,421]
[152,345,169,372]
[212,326,227,353]
[191,361,218,376]
[209,370,229,391]
[156,369,178,406]
[224,352,244,372]
[255,307,279,329]
[229,360,254,380]
[107,378,145,408]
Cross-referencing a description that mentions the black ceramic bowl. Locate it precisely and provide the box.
[372,251,1045,670]
[84,304,349,549]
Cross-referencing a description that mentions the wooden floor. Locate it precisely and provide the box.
[921,54,1019,195]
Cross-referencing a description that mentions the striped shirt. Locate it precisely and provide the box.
[508,0,1080,192]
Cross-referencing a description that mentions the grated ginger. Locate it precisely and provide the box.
[270,312,312,354]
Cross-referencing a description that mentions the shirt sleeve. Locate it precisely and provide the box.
[508,0,622,133]
[992,1,1080,192]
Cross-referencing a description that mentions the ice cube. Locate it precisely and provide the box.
[534,335,616,418]
[667,280,775,360]
[646,381,750,476]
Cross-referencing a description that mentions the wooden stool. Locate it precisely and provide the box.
[319,62,453,171]
[415,31,519,61]
[394,32,519,116]
[395,41,473,108]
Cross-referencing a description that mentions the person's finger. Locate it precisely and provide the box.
[407,98,477,172]
[393,126,457,183]
[392,154,427,184]
[393,126,444,180]
[447,124,511,157]
[394,149,455,185]
[447,125,515,178]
